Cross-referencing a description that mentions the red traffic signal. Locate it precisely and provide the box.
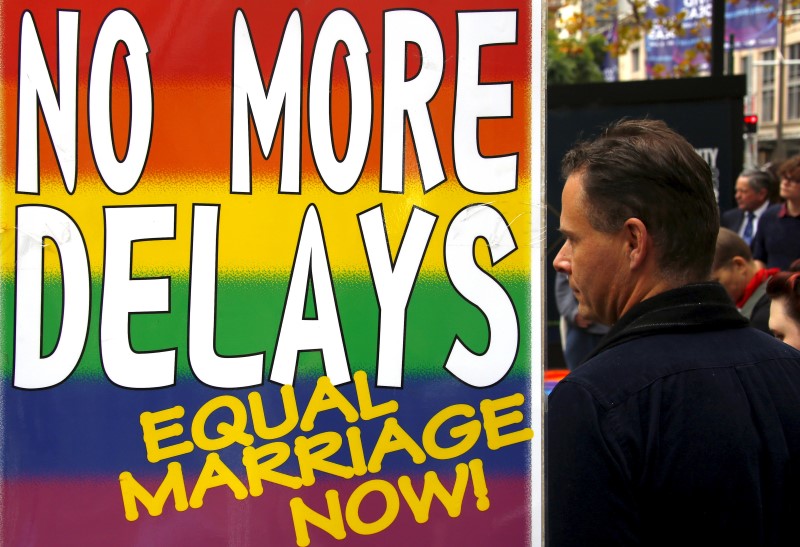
[744,114,758,134]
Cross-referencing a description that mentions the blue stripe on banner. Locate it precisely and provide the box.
[2,376,532,478]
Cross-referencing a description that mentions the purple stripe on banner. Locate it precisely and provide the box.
[1,475,531,546]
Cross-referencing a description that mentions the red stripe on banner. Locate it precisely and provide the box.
[1,0,530,183]
[0,0,531,81]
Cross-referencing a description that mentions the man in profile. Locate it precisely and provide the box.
[721,168,775,245]
[548,119,800,546]
[711,227,777,333]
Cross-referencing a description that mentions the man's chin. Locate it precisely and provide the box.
[577,303,598,323]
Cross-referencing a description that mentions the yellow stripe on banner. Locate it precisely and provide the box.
[1,175,532,276]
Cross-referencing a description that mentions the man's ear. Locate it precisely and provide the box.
[731,256,747,270]
[731,256,749,274]
[623,218,649,271]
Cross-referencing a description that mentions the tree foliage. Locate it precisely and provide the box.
[547,29,607,84]
[550,0,788,79]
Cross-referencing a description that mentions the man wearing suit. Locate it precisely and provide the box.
[720,168,775,246]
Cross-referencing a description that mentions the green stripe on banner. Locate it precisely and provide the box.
[1,273,531,381]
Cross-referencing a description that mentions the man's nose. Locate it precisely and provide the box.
[553,242,571,274]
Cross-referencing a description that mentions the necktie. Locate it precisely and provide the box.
[742,211,755,245]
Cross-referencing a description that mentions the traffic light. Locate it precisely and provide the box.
[744,114,758,134]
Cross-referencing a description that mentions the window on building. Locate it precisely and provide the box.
[789,44,800,120]
[631,47,640,73]
[741,55,751,87]
[762,90,775,123]
[762,51,776,122]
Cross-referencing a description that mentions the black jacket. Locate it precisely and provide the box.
[547,283,800,547]
[721,206,747,233]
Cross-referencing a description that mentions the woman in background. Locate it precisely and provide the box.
[767,263,800,350]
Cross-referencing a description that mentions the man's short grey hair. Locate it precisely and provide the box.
[739,168,773,195]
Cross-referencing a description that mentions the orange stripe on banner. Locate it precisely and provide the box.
[1,79,531,185]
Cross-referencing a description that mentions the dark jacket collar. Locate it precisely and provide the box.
[586,282,749,362]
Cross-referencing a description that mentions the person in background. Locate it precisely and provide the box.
[761,161,783,203]
[766,259,800,350]
[554,271,609,369]
[711,227,777,333]
[721,168,776,245]
[752,155,800,269]
[548,118,800,547]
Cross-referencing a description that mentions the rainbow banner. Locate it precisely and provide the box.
[1,1,542,545]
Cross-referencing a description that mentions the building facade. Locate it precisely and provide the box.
[589,2,800,164]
